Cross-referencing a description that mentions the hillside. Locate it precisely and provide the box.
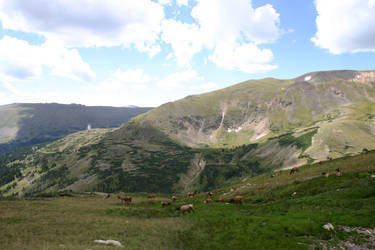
[135,70,375,149]
[0,103,152,154]
[1,151,374,249]
[1,70,375,196]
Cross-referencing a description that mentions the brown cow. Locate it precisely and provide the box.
[290,167,298,175]
[204,198,213,204]
[229,196,243,204]
[117,195,132,204]
[215,197,225,202]
[207,191,213,196]
[148,195,156,199]
[176,204,194,214]
[362,148,369,153]
[188,191,195,198]
[161,201,170,207]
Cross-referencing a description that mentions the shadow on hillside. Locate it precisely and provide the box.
[0,103,152,155]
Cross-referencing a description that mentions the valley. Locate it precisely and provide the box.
[1,70,375,196]
[1,150,374,249]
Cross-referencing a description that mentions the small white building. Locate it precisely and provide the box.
[87,124,92,130]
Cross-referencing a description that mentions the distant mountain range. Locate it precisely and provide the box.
[0,103,152,155]
[1,70,375,196]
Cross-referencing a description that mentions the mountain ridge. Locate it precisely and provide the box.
[1,69,375,196]
[0,103,152,155]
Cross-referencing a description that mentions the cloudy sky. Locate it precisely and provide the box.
[0,0,375,107]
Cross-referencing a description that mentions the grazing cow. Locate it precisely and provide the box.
[148,195,156,199]
[215,197,225,202]
[161,201,170,207]
[229,196,243,204]
[117,195,132,204]
[207,191,213,196]
[176,204,194,214]
[171,196,177,202]
[335,168,342,177]
[188,191,195,198]
[322,172,330,178]
[290,167,298,175]
[204,198,213,204]
[362,148,369,153]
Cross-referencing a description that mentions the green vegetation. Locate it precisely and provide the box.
[1,151,374,249]
[2,70,375,197]
[0,103,152,155]
[277,128,318,154]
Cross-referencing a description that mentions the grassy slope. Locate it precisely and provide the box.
[135,71,375,149]
[2,70,375,195]
[1,151,374,249]
[0,103,152,154]
[0,129,114,196]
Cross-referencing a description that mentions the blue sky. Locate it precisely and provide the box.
[0,0,374,107]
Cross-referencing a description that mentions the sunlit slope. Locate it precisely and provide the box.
[134,70,375,150]
[1,70,375,196]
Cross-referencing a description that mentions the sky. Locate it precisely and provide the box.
[0,0,375,107]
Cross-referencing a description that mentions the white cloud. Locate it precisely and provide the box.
[191,0,280,47]
[161,0,281,73]
[0,36,95,82]
[312,0,375,54]
[158,0,173,5]
[176,0,189,6]
[209,42,277,73]
[161,19,202,67]
[157,70,204,90]
[91,69,151,91]
[190,81,218,91]
[0,0,164,56]
[1,81,19,94]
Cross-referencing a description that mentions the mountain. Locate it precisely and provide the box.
[1,70,375,196]
[0,103,152,155]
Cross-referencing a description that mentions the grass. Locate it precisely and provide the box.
[1,151,375,249]
[0,195,190,249]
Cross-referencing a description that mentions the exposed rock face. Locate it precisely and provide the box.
[135,70,375,148]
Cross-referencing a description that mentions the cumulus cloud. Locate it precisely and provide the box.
[312,0,375,54]
[0,36,95,81]
[91,69,151,91]
[157,70,204,90]
[191,0,280,47]
[176,0,189,6]
[1,81,19,94]
[161,19,202,66]
[158,0,173,5]
[209,42,277,73]
[161,0,281,73]
[0,0,164,55]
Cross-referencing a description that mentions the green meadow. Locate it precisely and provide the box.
[1,151,375,249]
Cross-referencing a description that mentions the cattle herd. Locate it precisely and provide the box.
[111,163,344,214]
[112,190,244,215]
